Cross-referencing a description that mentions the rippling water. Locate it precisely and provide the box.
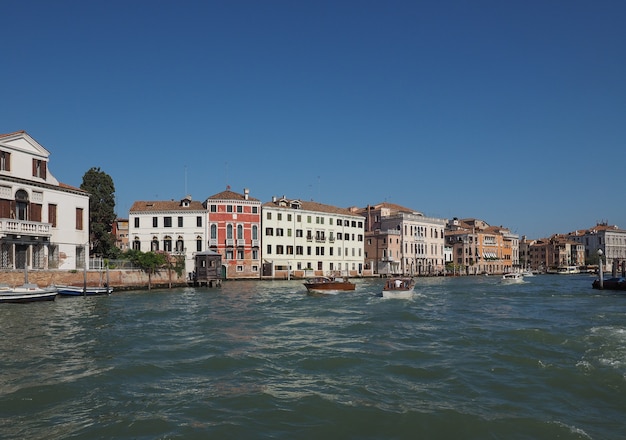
[1,275,625,439]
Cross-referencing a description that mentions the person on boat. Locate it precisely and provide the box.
[395,279,402,288]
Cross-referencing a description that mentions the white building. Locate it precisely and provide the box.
[128,196,207,276]
[261,196,365,278]
[0,131,90,270]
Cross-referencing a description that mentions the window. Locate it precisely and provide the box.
[267,212,272,220]
[48,204,57,227]
[196,238,202,252]
[266,244,272,254]
[164,237,172,252]
[178,217,183,227]
[151,238,159,251]
[210,224,217,239]
[276,228,284,237]
[133,238,141,250]
[237,205,243,213]
[278,213,282,221]
[134,217,140,228]
[276,245,284,254]
[265,227,274,236]
[0,151,10,171]
[164,217,172,227]
[210,205,217,212]
[227,205,233,213]
[176,238,184,252]
[226,250,234,259]
[153,217,158,227]
[227,224,233,239]
[32,159,47,179]
[76,208,83,230]
[197,216,202,227]
[252,206,258,214]
[287,245,294,255]
[237,224,243,239]
[16,189,28,220]
[252,225,258,240]
[237,249,244,259]
[252,249,258,259]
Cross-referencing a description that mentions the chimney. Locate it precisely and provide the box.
[244,188,249,200]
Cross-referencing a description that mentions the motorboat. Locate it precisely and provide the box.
[502,273,524,283]
[0,283,58,303]
[382,277,415,299]
[303,276,355,294]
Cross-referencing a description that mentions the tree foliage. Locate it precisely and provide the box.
[80,167,118,258]
[124,250,167,290]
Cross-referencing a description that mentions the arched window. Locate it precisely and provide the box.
[151,237,159,251]
[163,236,172,252]
[252,225,258,240]
[227,224,233,239]
[237,224,243,240]
[176,236,184,252]
[133,237,141,251]
[15,189,29,221]
[210,224,217,239]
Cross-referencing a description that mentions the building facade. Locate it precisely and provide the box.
[567,223,626,269]
[0,131,90,271]
[359,203,446,276]
[262,196,365,278]
[205,187,261,279]
[128,196,206,275]
[445,218,518,275]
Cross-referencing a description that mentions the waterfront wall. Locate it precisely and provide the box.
[0,269,189,291]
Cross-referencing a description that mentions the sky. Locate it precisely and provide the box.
[2,0,625,239]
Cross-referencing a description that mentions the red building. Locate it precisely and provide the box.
[204,187,261,279]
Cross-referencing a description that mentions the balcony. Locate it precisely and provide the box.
[209,239,218,247]
[0,219,52,237]
[225,238,234,247]
[251,239,260,247]
[236,239,245,246]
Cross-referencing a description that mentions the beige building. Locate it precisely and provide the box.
[262,196,366,278]
[358,203,446,276]
[445,218,518,275]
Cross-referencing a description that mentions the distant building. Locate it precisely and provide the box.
[0,131,90,270]
[129,195,206,275]
[112,218,129,251]
[357,203,446,276]
[567,223,626,269]
[525,234,585,271]
[205,187,261,279]
[445,218,518,275]
[262,196,365,278]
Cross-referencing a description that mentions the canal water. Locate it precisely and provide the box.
[1,274,624,439]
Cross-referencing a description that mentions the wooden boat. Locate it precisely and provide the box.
[303,276,355,294]
[0,283,57,303]
[382,277,415,299]
[56,285,113,296]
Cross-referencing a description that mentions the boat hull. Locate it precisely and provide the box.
[0,285,57,303]
[304,282,355,294]
[382,278,415,299]
[56,285,113,296]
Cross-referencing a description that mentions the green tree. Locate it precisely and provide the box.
[125,250,167,290]
[80,167,118,258]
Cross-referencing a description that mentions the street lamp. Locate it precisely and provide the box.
[597,248,604,289]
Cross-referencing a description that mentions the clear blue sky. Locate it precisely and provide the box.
[2,1,625,239]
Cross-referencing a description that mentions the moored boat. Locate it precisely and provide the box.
[382,277,415,299]
[0,283,58,303]
[56,285,113,296]
[303,276,355,294]
[592,277,626,291]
